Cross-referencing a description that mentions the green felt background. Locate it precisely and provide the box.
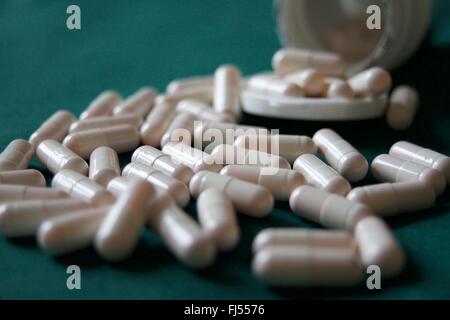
[0,0,449,299]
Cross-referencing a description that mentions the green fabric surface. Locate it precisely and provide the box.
[0,0,449,299]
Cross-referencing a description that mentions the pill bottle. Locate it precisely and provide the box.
[275,0,432,74]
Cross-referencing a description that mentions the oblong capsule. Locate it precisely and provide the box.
[347,181,435,217]
[386,86,419,130]
[293,154,351,196]
[313,129,368,182]
[289,185,372,231]
[211,144,291,169]
[63,125,140,159]
[0,185,67,202]
[52,169,114,205]
[36,139,89,175]
[160,111,196,147]
[272,48,345,77]
[354,216,406,279]
[389,141,450,183]
[94,179,154,261]
[113,87,157,118]
[132,146,194,184]
[29,110,77,148]
[156,87,213,105]
[0,198,89,237]
[284,68,325,96]
[122,162,190,207]
[252,228,356,254]
[348,67,392,96]
[213,65,241,118]
[197,188,239,251]
[371,154,446,196]
[248,73,302,96]
[0,139,34,171]
[38,206,110,255]
[220,165,305,201]
[190,171,274,217]
[234,134,317,163]
[167,75,214,94]
[252,246,363,287]
[324,78,355,99]
[176,99,234,123]
[0,169,46,187]
[69,114,142,134]
[79,90,122,120]
[148,195,216,268]
[140,101,177,147]
[89,147,120,187]
[162,142,222,173]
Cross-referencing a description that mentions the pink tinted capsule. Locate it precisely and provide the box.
[386,86,419,130]
[167,75,214,94]
[213,65,241,118]
[29,110,77,148]
[69,114,142,134]
[89,147,120,187]
[348,67,392,96]
[160,111,196,147]
[0,139,34,171]
[177,99,235,123]
[63,125,140,159]
[0,169,46,187]
[0,185,67,202]
[162,142,222,173]
[140,101,177,147]
[248,74,303,96]
[285,68,325,96]
[113,87,157,118]
[79,90,122,120]
[324,78,355,99]
[156,87,213,105]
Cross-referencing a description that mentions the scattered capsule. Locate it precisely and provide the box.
[89,147,120,187]
[36,139,89,175]
[313,129,368,182]
[354,216,406,278]
[162,142,222,173]
[167,75,214,93]
[220,165,305,201]
[348,67,392,96]
[160,111,196,147]
[79,90,122,120]
[0,139,34,171]
[213,65,241,118]
[140,101,177,147]
[197,188,239,251]
[190,171,274,217]
[29,110,77,148]
[371,154,446,196]
[69,114,142,134]
[177,99,235,123]
[289,185,372,231]
[293,154,351,196]
[63,125,140,159]
[0,185,67,202]
[0,169,45,187]
[324,78,354,99]
[386,86,419,130]
[52,169,114,205]
[347,181,435,217]
[285,68,325,96]
[156,87,213,105]
[113,87,157,118]
[248,73,302,96]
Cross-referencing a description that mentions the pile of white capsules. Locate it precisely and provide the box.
[0,48,448,288]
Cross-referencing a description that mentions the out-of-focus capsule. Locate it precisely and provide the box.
[177,99,235,123]
[293,154,351,196]
[0,169,46,187]
[167,76,214,93]
[140,101,177,147]
[162,142,222,173]
[113,87,157,118]
[36,139,89,175]
[0,139,34,171]
[213,65,241,118]
[289,185,372,230]
[29,110,77,148]
[285,68,325,96]
[0,185,67,202]
[89,147,120,187]
[156,87,213,105]
[324,78,354,99]
[386,86,419,130]
[69,114,142,134]
[160,112,196,147]
[248,73,302,96]
[63,125,140,159]
[348,67,392,96]
[79,90,122,120]
[313,129,368,182]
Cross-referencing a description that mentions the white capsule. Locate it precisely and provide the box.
[160,112,196,147]
[162,142,222,173]
[176,99,234,123]
[313,129,368,182]
[140,101,177,147]
[79,90,122,120]
[156,87,213,105]
[347,181,435,217]
[167,76,214,93]
[324,78,355,99]
[63,125,140,159]
[197,188,239,251]
[213,65,241,118]
[371,154,446,196]
[252,228,356,254]
[132,146,194,184]
[149,194,216,268]
[272,48,345,77]
[190,171,274,217]
[389,141,450,183]
[38,206,110,255]
[220,165,305,201]
[234,134,317,163]
[122,162,190,207]
[29,110,77,148]
[354,216,406,278]
[52,169,114,205]
[348,67,392,96]
[285,68,325,96]
[95,179,154,261]
[248,73,302,96]
[252,246,363,287]
[0,185,67,202]
[36,139,89,175]
[69,114,143,134]
[89,147,120,187]
[289,185,372,231]
[0,198,89,237]
[0,169,45,187]
[113,87,157,118]
[386,86,419,130]
[0,139,34,171]
[293,154,351,196]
